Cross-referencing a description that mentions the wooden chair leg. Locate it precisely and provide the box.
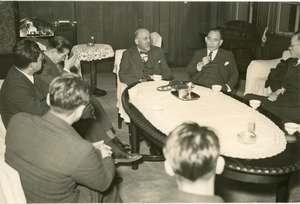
[117,113,122,129]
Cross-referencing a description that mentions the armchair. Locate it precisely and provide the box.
[113,32,162,128]
[244,50,291,96]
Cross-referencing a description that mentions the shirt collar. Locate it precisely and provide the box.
[15,67,34,84]
[207,49,218,60]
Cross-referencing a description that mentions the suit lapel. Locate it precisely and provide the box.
[132,48,145,66]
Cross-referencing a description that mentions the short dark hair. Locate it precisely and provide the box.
[208,28,223,39]
[164,122,220,181]
[12,39,41,69]
[49,74,90,114]
[47,36,71,53]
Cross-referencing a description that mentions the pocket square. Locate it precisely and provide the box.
[224,61,229,66]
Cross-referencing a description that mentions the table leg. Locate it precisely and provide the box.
[275,178,290,202]
[129,123,140,170]
[90,61,107,97]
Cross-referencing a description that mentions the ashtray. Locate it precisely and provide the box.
[237,131,256,144]
[157,85,172,91]
[171,91,200,101]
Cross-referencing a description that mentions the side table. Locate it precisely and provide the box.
[72,44,114,97]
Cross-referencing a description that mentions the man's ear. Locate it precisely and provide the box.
[215,156,225,175]
[164,159,175,177]
[205,36,208,44]
[219,39,223,47]
[134,38,139,45]
[46,93,50,106]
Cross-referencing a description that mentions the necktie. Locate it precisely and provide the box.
[140,51,148,62]
[140,51,148,55]
[208,51,213,60]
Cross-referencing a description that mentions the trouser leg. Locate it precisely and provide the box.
[90,96,113,132]
[73,118,128,156]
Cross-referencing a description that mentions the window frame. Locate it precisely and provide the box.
[275,2,300,36]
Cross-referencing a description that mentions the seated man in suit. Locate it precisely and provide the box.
[161,122,224,202]
[37,35,130,151]
[5,74,121,203]
[0,39,141,164]
[186,28,239,92]
[244,32,300,123]
[119,28,172,86]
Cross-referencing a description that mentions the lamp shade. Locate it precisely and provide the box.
[19,17,54,38]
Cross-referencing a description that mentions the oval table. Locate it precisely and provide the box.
[122,81,300,202]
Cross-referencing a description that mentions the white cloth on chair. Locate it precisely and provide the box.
[150,32,162,47]
[244,50,291,96]
[114,32,163,123]
[113,49,130,123]
[0,161,26,203]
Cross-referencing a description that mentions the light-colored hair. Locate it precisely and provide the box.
[134,28,150,39]
[164,122,220,181]
[49,73,90,114]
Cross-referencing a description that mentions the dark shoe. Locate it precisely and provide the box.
[149,145,163,156]
[111,136,131,151]
[113,152,142,164]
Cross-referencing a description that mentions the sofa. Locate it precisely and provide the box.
[244,50,291,96]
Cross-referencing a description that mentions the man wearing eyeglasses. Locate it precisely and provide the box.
[244,32,300,123]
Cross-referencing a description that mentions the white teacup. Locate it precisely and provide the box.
[151,105,163,114]
[249,100,261,110]
[212,85,222,92]
[284,122,299,135]
[152,75,162,81]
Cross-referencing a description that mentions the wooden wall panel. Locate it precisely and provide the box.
[107,2,140,50]
[75,2,105,44]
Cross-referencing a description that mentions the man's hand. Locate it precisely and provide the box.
[267,88,285,101]
[93,140,112,158]
[202,56,211,66]
[197,56,211,71]
[63,55,77,72]
[268,92,279,101]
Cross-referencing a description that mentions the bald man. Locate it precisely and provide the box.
[119,28,172,86]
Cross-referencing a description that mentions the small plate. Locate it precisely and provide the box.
[157,85,172,91]
[171,91,200,101]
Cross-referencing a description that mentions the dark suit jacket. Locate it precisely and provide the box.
[119,45,172,85]
[0,66,49,128]
[5,112,116,203]
[186,48,239,91]
[265,58,300,107]
[37,54,62,84]
[244,58,300,122]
